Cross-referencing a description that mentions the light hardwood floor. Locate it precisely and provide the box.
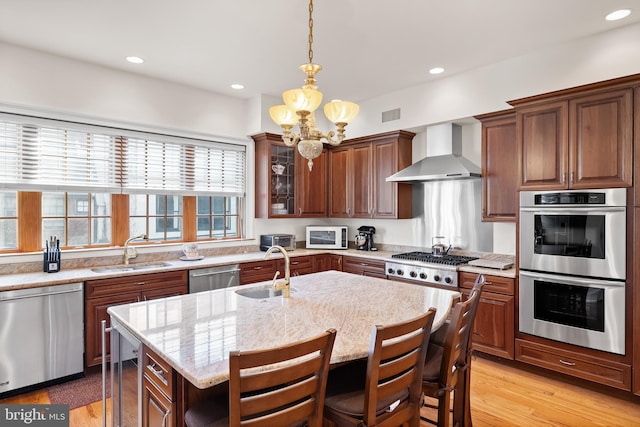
[2,355,640,426]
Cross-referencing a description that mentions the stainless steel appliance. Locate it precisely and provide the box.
[260,234,296,251]
[355,226,376,251]
[519,188,626,279]
[108,317,142,427]
[305,225,348,250]
[519,270,625,354]
[519,188,627,355]
[189,265,240,293]
[386,252,478,288]
[0,283,83,395]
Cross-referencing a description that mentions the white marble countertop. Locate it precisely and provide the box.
[107,271,460,389]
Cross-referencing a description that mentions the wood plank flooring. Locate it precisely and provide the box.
[2,355,640,426]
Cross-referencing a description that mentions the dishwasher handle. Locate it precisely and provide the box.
[190,268,240,278]
[0,285,83,302]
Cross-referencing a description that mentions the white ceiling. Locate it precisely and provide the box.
[0,0,638,104]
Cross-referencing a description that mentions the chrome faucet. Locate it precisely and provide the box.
[264,245,291,298]
[123,234,148,265]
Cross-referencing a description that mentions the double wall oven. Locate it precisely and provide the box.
[519,188,627,355]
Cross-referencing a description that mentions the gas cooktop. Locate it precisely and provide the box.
[391,251,479,266]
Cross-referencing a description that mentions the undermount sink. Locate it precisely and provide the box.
[91,262,172,273]
[235,285,297,299]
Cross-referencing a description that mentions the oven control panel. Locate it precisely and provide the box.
[385,262,458,288]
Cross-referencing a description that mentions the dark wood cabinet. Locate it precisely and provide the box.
[328,144,372,217]
[515,339,631,391]
[342,255,386,278]
[85,271,188,367]
[142,345,179,427]
[512,86,633,190]
[475,110,517,221]
[329,131,414,219]
[252,132,328,218]
[460,272,514,360]
[277,255,314,276]
[239,259,278,285]
[314,254,343,272]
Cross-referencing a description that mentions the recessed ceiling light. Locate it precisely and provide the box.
[126,56,144,64]
[429,67,445,75]
[231,84,245,90]
[605,9,631,21]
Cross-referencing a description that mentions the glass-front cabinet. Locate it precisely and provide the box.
[252,133,327,218]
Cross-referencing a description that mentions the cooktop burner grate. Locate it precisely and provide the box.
[391,251,479,266]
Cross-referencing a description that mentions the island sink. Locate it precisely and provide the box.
[235,284,297,299]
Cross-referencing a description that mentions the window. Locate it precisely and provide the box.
[42,192,112,248]
[0,191,17,250]
[0,112,246,252]
[130,194,182,241]
[197,196,240,239]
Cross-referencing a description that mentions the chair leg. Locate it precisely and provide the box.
[438,390,451,427]
[452,363,473,427]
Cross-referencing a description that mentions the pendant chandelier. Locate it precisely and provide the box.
[269,0,359,171]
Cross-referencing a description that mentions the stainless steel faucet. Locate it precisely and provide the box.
[123,234,148,265]
[264,245,291,298]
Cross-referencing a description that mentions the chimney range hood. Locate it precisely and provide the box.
[386,123,480,182]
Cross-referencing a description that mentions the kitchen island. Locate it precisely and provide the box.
[107,270,460,425]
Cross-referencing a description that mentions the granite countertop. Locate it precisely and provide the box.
[0,248,516,291]
[108,271,461,389]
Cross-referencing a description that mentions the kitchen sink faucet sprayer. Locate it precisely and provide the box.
[264,245,291,298]
[123,234,148,265]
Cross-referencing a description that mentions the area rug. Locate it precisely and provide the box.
[47,370,110,410]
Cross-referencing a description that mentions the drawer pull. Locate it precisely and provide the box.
[484,281,493,285]
[136,281,146,286]
[149,363,169,385]
[559,359,576,367]
[253,266,263,270]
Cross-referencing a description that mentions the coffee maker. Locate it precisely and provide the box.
[355,226,377,251]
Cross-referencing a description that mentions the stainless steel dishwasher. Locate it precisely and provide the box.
[0,282,84,394]
[188,264,240,293]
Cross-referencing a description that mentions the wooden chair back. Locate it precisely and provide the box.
[228,328,336,427]
[361,307,437,427]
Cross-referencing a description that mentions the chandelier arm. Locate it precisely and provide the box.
[281,132,300,147]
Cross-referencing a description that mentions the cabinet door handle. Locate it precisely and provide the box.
[161,407,171,427]
[570,172,574,184]
[149,363,169,385]
[562,172,567,184]
[559,359,576,366]
[298,207,302,216]
[347,208,351,216]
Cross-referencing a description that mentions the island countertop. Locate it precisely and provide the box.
[108,270,460,389]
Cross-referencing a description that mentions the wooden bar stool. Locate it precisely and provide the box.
[323,308,437,427]
[185,328,336,427]
[421,275,485,427]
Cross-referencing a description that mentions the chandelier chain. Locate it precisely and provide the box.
[308,0,314,64]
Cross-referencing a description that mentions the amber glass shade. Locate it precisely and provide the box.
[324,100,360,124]
[269,105,299,127]
[283,87,323,113]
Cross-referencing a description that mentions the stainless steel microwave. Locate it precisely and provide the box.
[306,226,348,250]
[259,234,296,251]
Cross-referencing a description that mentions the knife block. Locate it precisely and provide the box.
[44,250,61,273]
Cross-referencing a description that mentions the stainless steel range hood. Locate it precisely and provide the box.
[386,123,481,182]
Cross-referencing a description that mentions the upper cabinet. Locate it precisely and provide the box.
[511,82,634,190]
[328,130,414,219]
[475,110,517,222]
[253,133,328,218]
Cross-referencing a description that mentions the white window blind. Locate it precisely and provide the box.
[0,113,246,196]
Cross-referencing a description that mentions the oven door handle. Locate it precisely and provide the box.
[519,207,626,214]
[519,270,625,288]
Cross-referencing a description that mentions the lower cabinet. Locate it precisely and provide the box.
[342,256,386,278]
[314,254,343,272]
[515,339,631,391]
[143,345,179,427]
[460,272,515,360]
[277,255,314,276]
[239,259,278,285]
[85,270,188,367]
